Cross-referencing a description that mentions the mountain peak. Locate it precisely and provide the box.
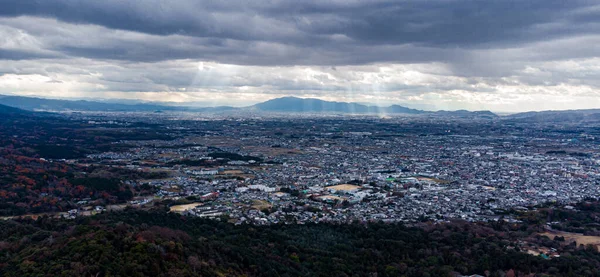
[252,96,424,114]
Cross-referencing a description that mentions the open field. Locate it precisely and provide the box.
[417,177,451,184]
[540,231,600,250]
[220,170,245,175]
[169,203,203,212]
[315,195,345,202]
[251,200,272,210]
[218,169,256,178]
[326,184,360,191]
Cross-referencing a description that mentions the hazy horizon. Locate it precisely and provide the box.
[0,93,570,114]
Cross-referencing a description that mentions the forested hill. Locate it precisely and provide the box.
[0,103,31,115]
[2,209,600,277]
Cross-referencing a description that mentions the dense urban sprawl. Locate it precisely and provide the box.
[71,112,600,225]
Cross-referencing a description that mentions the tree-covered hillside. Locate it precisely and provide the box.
[2,210,600,277]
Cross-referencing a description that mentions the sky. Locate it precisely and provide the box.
[0,0,599,112]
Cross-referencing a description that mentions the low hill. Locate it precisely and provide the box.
[433,109,499,119]
[505,109,600,123]
[0,103,32,115]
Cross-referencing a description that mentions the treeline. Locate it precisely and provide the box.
[0,149,167,216]
[0,113,174,216]
[518,198,600,235]
[208,152,263,162]
[2,210,600,276]
[0,111,175,159]
[167,152,265,167]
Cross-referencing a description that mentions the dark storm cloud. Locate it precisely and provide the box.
[0,0,598,65]
[0,1,593,45]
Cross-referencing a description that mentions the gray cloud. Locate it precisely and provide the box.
[0,0,598,64]
[0,1,599,111]
[0,49,57,60]
[1,1,596,46]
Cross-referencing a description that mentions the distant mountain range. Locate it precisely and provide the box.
[0,95,501,118]
[0,95,235,113]
[3,95,600,121]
